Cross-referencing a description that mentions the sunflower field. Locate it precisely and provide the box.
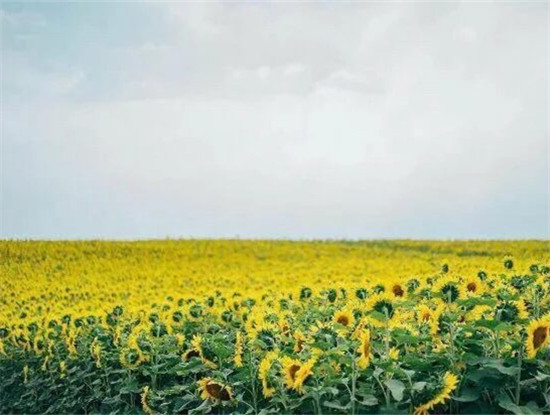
[1,240,549,414]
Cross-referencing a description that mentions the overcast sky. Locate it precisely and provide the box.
[1,2,548,239]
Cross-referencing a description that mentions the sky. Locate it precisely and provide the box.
[0,1,549,240]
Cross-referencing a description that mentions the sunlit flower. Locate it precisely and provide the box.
[356,329,371,369]
[414,372,459,414]
[526,316,550,359]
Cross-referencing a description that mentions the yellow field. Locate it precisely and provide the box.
[1,240,549,414]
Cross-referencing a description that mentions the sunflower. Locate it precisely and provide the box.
[525,316,550,359]
[234,332,243,367]
[281,356,302,389]
[356,329,371,369]
[183,335,216,368]
[247,320,278,350]
[416,303,445,335]
[414,372,459,415]
[417,304,434,324]
[464,305,493,322]
[333,310,354,328]
[461,277,485,297]
[174,333,185,349]
[293,356,316,393]
[293,330,306,353]
[141,386,154,414]
[258,351,278,398]
[495,300,528,322]
[120,335,148,370]
[390,282,406,298]
[388,346,400,360]
[90,337,102,368]
[197,377,233,402]
[366,293,396,320]
[434,278,462,303]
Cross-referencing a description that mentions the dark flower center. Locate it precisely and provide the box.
[362,340,370,356]
[289,364,301,381]
[206,382,231,401]
[533,326,548,349]
[185,350,200,360]
[337,315,350,326]
[392,285,404,297]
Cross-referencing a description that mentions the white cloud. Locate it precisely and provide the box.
[1,2,548,238]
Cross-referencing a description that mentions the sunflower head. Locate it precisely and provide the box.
[292,357,316,393]
[300,287,312,300]
[355,288,368,300]
[258,351,279,397]
[333,310,354,328]
[526,317,550,359]
[504,257,514,270]
[417,304,433,323]
[327,289,338,303]
[356,329,371,369]
[414,372,459,415]
[391,283,405,298]
[281,357,302,389]
[198,377,232,402]
[366,293,396,320]
[434,278,461,303]
[495,300,528,322]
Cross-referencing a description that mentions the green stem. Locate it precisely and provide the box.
[374,375,390,407]
[249,356,258,414]
[351,356,357,415]
[515,343,523,405]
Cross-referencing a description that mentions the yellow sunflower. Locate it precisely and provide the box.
[414,372,459,415]
[293,330,306,353]
[183,335,216,368]
[119,335,148,370]
[140,386,154,414]
[197,377,233,402]
[356,329,371,369]
[234,332,243,367]
[258,351,278,398]
[333,310,354,328]
[461,277,485,297]
[525,316,550,359]
[293,357,316,393]
[280,356,302,389]
[416,303,444,335]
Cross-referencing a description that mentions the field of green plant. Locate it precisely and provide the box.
[0,240,549,414]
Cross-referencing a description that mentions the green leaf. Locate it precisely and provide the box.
[384,379,406,402]
[323,401,352,411]
[484,360,519,376]
[359,394,379,406]
[370,311,387,322]
[535,372,550,381]
[412,382,426,392]
[452,388,480,402]
[497,392,543,415]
